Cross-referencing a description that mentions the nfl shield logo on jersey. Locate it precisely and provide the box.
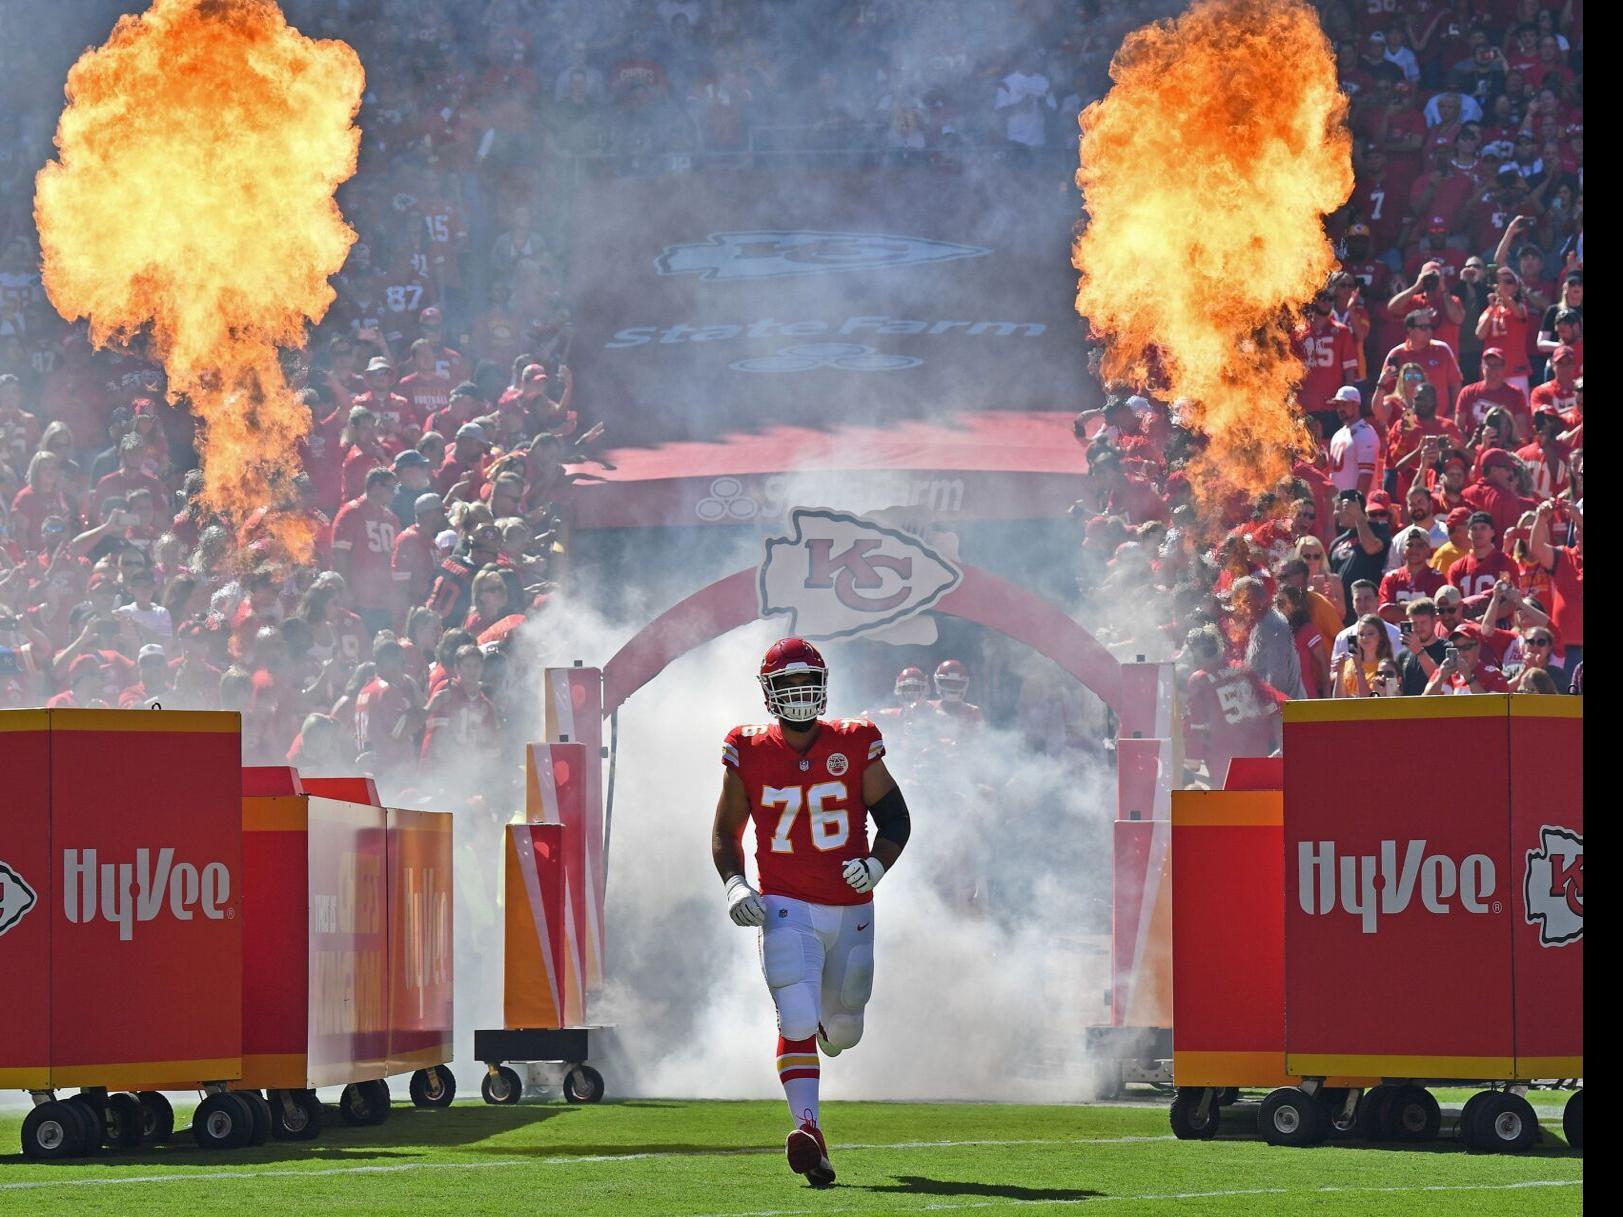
[759,508,961,641]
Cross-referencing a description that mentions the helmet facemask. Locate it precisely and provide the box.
[760,667,827,723]
[935,675,968,703]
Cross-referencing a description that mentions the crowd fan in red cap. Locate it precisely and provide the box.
[1068,2,1582,783]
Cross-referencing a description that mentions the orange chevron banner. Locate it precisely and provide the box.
[543,667,606,992]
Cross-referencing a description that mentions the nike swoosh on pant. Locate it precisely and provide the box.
[856,922,869,931]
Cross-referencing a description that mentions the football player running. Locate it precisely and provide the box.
[711,638,912,1188]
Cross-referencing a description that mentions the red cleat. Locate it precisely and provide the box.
[785,1120,836,1187]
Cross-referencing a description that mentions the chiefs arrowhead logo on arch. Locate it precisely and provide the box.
[1523,825,1582,948]
[759,508,961,642]
[655,231,990,281]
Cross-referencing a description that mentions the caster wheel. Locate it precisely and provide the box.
[410,1066,457,1108]
[137,1092,175,1144]
[192,1093,250,1150]
[1169,1088,1220,1140]
[481,1065,523,1105]
[1466,1091,1539,1153]
[340,1080,391,1126]
[67,1092,106,1153]
[563,1065,605,1104]
[21,1102,86,1160]
[1216,1088,1241,1107]
[1353,1084,1396,1141]
[268,1089,323,1141]
[1563,1090,1581,1151]
[238,1092,273,1146]
[1383,1085,1441,1143]
[104,1093,145,1149]
[1258,1087,1326,1147]
[1456,1090,1493,1141]
[1315,1088,1358,1137]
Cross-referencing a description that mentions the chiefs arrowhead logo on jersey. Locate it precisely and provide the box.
[655,231,989,281]
[1523,825,1582,947]
[759,508,961,641]
[0,859,37,938]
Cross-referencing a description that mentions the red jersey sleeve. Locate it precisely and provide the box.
[722,725,745,771]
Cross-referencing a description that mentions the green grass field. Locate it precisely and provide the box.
[0,1092,1581,1216]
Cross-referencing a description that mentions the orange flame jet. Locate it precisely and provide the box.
[36,0,364,557]
[1073,0,1353,500]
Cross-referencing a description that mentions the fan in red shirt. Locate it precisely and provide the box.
[435,423,495,498]
[93,433,167,516]
[1530,345,1579,416]
[1461,447,1535,539]
[1454,347,1530,439]
[1423,621,1510,695]
[330,467,403,634]
[391,491,449,605]
[1379,529,1445,609]
[1516,410,1571,500]
[1293,288,1360,416]
[1182,627,1283,787]
[416,308,467,384]
[1384,381,1463,500]
[1447,510,1520,597]
[1474,269,1536,392]
[395,338,453,426]
[338,406,396,505]
[352,356,414,447]
[355,638,422,771]
[1387,259,1464,356]
[421,644,500,767]
[1528,499,1582,673]
[1378,310,1462,413]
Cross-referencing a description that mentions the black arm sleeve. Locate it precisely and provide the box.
[867,785,911,851]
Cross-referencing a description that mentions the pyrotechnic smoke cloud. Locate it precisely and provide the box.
[35,0,363,554]
[1072,0,1353,499]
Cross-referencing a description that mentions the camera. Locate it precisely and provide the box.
[1421,271,1440,293]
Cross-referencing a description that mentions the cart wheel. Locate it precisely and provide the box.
[410,1066,457,1108]
[137,1092,174,1145]
[340,1080,391,1126]
[268,1089,322,1141]
[1315,1088,1358,1136]
[481,1065,523,1105]
[1169,1089,1220,1140]
[192,1093,249,1150]
[21,1102,86,1160]
[563,1065,605,1105]
[1465,1091,1539,1153]
[1353,1084,1396,1141]
[104,1093,145,1149]
[1383,1085,1441,1142]
[238,1092,273,1146]
[1563,1090,1582,1151]
[1455,1089,1493,1141]
[1258,1087,1325,1147]
[67,1092,106,1153]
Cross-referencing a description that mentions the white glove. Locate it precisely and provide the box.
[842,856,885,894]
[725,874,766,927]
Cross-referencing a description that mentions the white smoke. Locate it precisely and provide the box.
[504,592,1120,1103]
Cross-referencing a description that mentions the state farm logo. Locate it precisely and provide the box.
[0,859,37,938]
[1524,825,1582,947]
[655,231,989,281]
[63,848,231,942]
[1298,840,1498,935]
[697,476,759,522]
[759,507,960,641]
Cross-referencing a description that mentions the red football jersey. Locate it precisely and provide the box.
[1293,320,1360,411]
[331,497,401,611]
[723,718,886,906]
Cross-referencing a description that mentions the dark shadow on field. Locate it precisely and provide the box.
[862,1177,1103,1202]
[0,1103,574,1169]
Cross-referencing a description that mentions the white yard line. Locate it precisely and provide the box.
[0,1136,1172,1191]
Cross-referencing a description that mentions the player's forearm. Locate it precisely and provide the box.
[711,831,746,883]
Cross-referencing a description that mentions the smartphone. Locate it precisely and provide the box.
[1400,620,1413,636]
[1444,645,1459,665]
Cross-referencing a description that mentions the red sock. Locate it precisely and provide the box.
[776,1035,820,1127]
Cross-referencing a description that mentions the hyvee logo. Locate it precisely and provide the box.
[655,231,989,281]
[1298,840,1497,935]
[63,848,231,942]
[1524,825,1582,947]
[0,859,37,937]
[759,507,960,641]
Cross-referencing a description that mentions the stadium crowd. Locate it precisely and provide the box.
[1068,1,1583,782]
[0,0,1583,792]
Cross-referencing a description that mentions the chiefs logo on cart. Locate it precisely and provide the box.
[0,859,36,937]
[1524,825,1583,947]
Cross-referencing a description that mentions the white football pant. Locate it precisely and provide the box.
[758,895,874,1051]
